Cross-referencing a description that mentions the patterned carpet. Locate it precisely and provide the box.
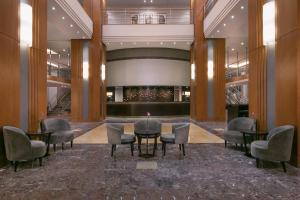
[1,143,300,200]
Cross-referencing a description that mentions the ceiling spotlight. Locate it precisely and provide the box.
[150,0,153,3]
[241,42,245,46]
[231,15,235,19]
[144,0,146,2]
[52,6,56,11]
[231,48,235,51]
[217,30,220,33]
[241,6,245,10]
[63,49,66,52]
[70,24,73,28]
[223,23,226,27]
[62,16,65,20]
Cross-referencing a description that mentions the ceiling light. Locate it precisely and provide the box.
[241,42,245,46]
[144,0,146,2]
[241,6,245,10]
[231,15,235,19]
[217,30,220,33]
[231,48,235,51]
[160,42,163,45]
[173,42,176,45]
[150,0,153,3]
[120,42,123,45]
[63,49,66,52]
[70,24,73,27]
[223,23,226,27]
[62,16,65,20]
[52,6,56,11]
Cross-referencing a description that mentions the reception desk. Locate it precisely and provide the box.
[107,102,190,116]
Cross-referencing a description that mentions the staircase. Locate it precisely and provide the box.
[48,91,71,115]
[226,86,248,105]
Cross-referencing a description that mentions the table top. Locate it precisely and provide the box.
[241,130,268,135]
[134,129,161,136]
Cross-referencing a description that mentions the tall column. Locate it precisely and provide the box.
[191,0,208,121]
[83,0,105,121]
[28,0,47,132]
[0,0,20,166]
[275,0,300,166]
[248,0,267,131]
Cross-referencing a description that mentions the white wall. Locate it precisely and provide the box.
[107,59,190,86]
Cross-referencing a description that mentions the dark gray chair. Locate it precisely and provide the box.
[251,125,294,172]
[107,124,136,157]
[223,117,256,149]
[40,118,74,153]
[3,126,46,172]
[160,123,190,156]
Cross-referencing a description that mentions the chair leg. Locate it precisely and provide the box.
[62,143,64,150]
[224,140,227,148]
[71,140,73,148]
[14,161,18,172]
[111,145,114,157]
[39,157,43,166]
[281,161,287,173]
[256,158,260,168]
[182,144,185,156]
[53,144,56,152]
[235,143,238,148]
[179,144,181,151]
[163,143,166,156]
[130,143,134,156]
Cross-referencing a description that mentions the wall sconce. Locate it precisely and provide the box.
[101,64,106,81]
[20,2,32,47]
[263,1,276,45]
[207,60,214,80]
[106,92,113,97]
[83,61,89,80]
[191,63,195,80]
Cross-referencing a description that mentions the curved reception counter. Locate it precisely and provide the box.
[107,102,190,116]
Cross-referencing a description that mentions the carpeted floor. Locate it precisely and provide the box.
[1,143,300,199]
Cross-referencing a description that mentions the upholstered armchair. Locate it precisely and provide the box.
[3,126,47,172]
[107,124,136,157]
[223,117,256,149]
[251,125,294,172]
[160,123,190,156]
[40,118,74,153]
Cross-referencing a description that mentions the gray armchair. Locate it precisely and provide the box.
[3,126,46,172]
[160,123,190,156]
[251,125,294,172]
[40,118,74,153]
[223,117,256,149]
[107,124,136,157]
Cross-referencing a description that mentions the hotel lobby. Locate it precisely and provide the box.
[1,0,300,199]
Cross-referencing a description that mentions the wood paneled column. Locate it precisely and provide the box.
[248,0,267,131]
[191,0,208,121]
[71,40,84,122]
[28,0,47,132]
[83,0,105,121]
[0,0,20,166]
[275,0,300,166]
[212,39,226,121]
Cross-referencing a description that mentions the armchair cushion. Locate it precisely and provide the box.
[121,134,136,144]
[30,141,47,159]
[49,130,74,144]
[160,134,175,143]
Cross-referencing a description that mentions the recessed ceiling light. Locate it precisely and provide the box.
[231,15,235,19]
[217,30,220,33]
[63,49,66,52]
[241,42,245,46]
[144,0,146,2]
[223,23,226,27]
[70,24,73,28]
[150,0,153,3]
[62,16,65,20]
[231,48,235,51]
[52,6,56,10]
[241,6,245,10]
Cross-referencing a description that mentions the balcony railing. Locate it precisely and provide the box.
[225,65,249,80]
[47,65,71,81]
[204,0,218,17]
[103,8,193,25]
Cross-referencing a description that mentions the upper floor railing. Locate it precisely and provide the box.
[103,8,193,25]
[47,64,71,81]
[204,0,218,17]
[225,65,249,81]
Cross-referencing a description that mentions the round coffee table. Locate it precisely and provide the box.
[134,129,161,158]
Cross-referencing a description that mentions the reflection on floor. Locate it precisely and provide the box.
[74,123,224,144]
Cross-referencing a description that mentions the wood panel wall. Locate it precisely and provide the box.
[84,0,105,121]
[0,0,20,166]
[212,39,226,121]
[28,0,47,132]
[276,0,300,166]
[248,0,267,131]
[71,40,84,122]
[191,0,208,121]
